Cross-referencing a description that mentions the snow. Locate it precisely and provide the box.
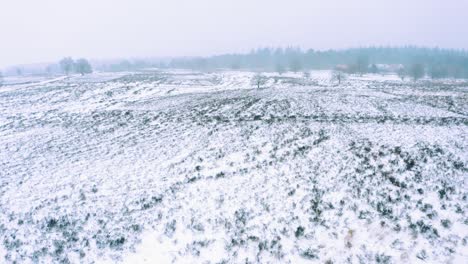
[0,70,467,263]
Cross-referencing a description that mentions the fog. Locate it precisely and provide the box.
[1,0,467,67]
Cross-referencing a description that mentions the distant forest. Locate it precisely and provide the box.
[3,47,468,80]
[165,47,468,78]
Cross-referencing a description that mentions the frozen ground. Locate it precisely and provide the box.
[0,70,467,263]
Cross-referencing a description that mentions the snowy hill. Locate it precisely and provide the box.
[0,71,467,263]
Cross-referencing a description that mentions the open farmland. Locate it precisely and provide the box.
[0,71,467,263]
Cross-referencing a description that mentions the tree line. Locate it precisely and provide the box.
[3,47,468,81]
[167,46,468,80]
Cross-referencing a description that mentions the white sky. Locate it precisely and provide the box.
[1,0,467,67]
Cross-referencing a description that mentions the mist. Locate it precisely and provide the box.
[1,0,467,67]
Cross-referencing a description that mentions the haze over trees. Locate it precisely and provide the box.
[74,59,93,75]
[59,57,93,75]
[289,57,303,73]
[397,67,407,80]
[410,63,425,81]
[356,54,370,76]
[167,46,468,79]
[3,47,468,81]
[45,65,54,75]
[275,63,285,75]
[59,57,75,75]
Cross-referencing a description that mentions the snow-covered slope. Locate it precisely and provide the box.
[0,71,467,263]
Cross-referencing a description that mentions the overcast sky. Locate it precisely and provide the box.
[1,0,467,67]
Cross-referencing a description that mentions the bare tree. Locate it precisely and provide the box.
[251,73,267,89]
[74,58,93,75]
[303,71,310,79]
[275,63,285,75]
[60,57,74,75]
[0,71,3,87]
[331,70,347,85]
[16,68,23,76]
[410,63,425,81]
[397,67,407,81]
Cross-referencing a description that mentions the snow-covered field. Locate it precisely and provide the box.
[0,70,467,263]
